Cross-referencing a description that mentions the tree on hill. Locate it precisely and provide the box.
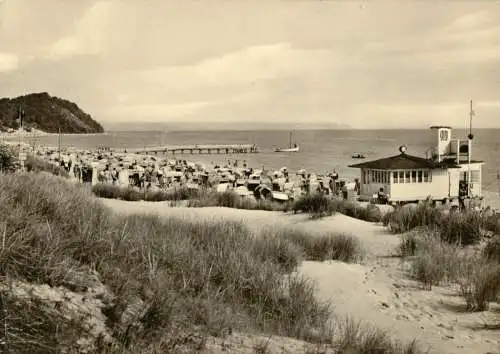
[0,92,104,134]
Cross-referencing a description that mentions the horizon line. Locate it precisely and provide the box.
[103,126,500,131]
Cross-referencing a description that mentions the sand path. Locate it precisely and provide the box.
[101,198,500,354]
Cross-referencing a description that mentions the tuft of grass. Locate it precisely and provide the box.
[400,229,500,310]
[387,202,493,246]
[399,229,462,290]
[252,233,303,273]
[483,236,500,263]
[333,318,423,354]
[263,228,363,263]
[292,193,337,219]
[25,155,69,177]
[386,203,441,234]
[439,211,483,246]
[188,190,290,212]
[457,260,500,312]
[92,183,199,201]
[484,213,500,235]
[336,201,384,223]
[291,194,384,223]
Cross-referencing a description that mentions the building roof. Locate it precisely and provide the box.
[430,125,452,129]
[457,160,485,165]
[348,153,461,170]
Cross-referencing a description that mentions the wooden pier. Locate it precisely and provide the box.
[113,144,259,155]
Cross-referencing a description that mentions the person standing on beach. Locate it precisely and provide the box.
[111,168,118,185]
[74,164,81,182]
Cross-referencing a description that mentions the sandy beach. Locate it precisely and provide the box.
[101,198,500,354]
[1,128,107,139]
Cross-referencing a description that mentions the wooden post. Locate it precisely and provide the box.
[58,127,62,161]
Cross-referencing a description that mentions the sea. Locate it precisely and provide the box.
[7,129,500,192]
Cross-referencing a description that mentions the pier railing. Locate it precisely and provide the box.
[113,144,259,154]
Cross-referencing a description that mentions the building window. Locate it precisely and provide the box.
[399,171,404,183]
[423,170,429,182]
[405,171,410,183]
[393,171,398,183]
[411,171,417,183]
[417,170,423,183]
[471,170,480,183]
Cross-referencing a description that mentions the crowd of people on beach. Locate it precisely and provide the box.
[32,145,358,201]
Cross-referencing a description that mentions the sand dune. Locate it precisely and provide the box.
[101,198,500,354]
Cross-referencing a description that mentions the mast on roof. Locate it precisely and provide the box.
[467,99,474,199]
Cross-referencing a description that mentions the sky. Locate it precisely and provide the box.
[0,0,499,129]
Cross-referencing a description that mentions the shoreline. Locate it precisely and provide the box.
[1,128,106,138]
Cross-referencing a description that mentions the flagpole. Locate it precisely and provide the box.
[497,170,500,197]
[18,106,25,171]
[467,99,474,204]
[58,126,61,161]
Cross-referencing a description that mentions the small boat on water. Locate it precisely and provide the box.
[275,145,299,153]
[351,153,366,159]
[275,131,300,152]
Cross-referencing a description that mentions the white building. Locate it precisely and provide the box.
[348,126,484,205]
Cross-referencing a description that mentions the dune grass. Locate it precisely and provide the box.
[333,318,422,354]
[399,228,500,311]
[292,193,338,218]
[0,172,422,353]
[483,236,500,263]
[92,184,385,223]
[260,227,364,263]
[92,180,389,225]
[391,201,500,308]
[92,182,199,201]
[187,190,291,211]
[24,154,69,177]
[386,201,499,246]
[292,193,384,222]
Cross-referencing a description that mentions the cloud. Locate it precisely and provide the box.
[140,43,334,90]
[0,52,18,72]
[446,10,494,32]
[45,1,114,60]
[363,9,500,64]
